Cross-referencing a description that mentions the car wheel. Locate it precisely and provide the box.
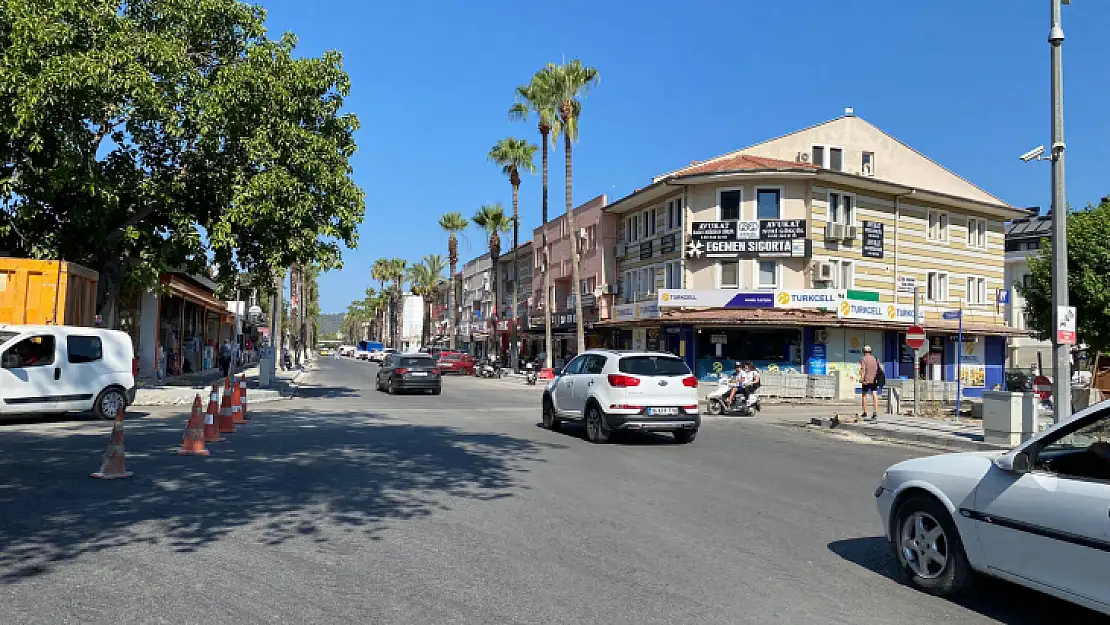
[673,429,698,444]
[542,397,561,431]
[388,378,397,395]
[94,387,127,420]
[584,404,610,443]
[432,387,441,395]
[892,495,973,596]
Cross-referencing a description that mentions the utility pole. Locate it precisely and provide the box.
[913,287,920,417]
[1049,0,1070,424]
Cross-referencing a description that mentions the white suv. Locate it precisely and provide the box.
[542,350,700,444]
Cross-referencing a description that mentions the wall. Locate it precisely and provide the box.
[531,195,611,313]
[821,327,885,389]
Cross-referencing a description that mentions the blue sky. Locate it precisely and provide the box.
[257,0,1110,313]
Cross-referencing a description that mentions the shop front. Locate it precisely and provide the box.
[155,273,232,379]
[694,326,803,381]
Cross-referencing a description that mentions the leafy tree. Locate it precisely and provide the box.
[407,254,446,348]
[472,204,512,357]
[1018,199,1110,354]
[543,59,599,353]
[488,137,536,367]
[510,70,562,368]
[384,258,407,349]
[438,211,468,349]
[0,0,365,325]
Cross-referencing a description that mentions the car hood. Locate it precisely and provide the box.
[887,450,1004,478]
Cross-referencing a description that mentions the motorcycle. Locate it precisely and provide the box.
[706,374,762,416]
[477,359,502,379]
[524,361,538,385]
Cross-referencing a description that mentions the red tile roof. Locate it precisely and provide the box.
[670,154,819,177]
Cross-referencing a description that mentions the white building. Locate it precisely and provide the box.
[1004,214,1052,372]
[401,293,424,352]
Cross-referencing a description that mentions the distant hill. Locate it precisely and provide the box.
[316,313,345,340]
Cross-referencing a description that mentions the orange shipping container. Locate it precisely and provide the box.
[0,259,99,326]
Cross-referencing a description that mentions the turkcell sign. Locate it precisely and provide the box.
[774,289,846,309]
[658,289,774,308]
[837,300,920,323]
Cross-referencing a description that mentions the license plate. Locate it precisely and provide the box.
[648,407,679,416]
[410,372,428,376]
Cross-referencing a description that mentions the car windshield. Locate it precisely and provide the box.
[441,354,460,361]
[0,331,19,345]
[399,356,435,367]
[618,356,690,376]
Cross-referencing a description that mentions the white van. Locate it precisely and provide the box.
[0,325,136,420]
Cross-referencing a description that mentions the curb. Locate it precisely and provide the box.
[818,421,1008,452]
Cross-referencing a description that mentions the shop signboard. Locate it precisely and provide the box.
[896,275,917,294]
[658,289,774,309]
[959,338,986,387]
[774,289,846,309]
[686,220,810,259]
[862,221,884,259]
[612,301,660,321]
[836,299,921,324]
[807,343,827,375]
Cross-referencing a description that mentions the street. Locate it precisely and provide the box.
[0,357,1098,624]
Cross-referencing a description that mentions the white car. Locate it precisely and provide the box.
[369,348,394,363]
[0,324,136,420]
[541,350,700,444]
[875,401,1110,615]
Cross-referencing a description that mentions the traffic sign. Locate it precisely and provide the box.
[942,310,962,321]
[1057,305,1077,345]
[1034,375,1053,400]
[905,325,926,350]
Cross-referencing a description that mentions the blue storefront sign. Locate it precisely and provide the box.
[997,289,1010,305]
[807,343,827,375]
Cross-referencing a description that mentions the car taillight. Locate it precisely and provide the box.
[682,405,698,411]
[432,368,441,375]
[396,368,409,374]
[682,376,698,387]
[132,358,138,376]
[607,374,641,387]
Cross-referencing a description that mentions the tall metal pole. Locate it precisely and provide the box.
[1049,0,1070,424]
[956,299,963,418]
[913,287,920,417]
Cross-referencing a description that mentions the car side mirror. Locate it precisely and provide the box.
[994,452,1032,474]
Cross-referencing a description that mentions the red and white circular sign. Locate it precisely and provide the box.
[905,325,926,350]
[1034,375,1053,400]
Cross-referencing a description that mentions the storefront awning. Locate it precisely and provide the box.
[162,275,229,316]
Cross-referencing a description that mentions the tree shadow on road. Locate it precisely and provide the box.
[0,407,555,583]
[828,536,1103,623]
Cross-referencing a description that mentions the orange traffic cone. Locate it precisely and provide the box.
[231,376,245,425]
[239,374,250,421]
[91,405,133,479]
[203,383,225,443]
[218,378,235,434]
[177,395,211,456]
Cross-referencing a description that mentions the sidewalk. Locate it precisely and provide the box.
[132,361,315,406]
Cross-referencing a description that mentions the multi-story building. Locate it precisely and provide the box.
[604,110,1027,397]
[458,253,492,357]
[529,195,617,367]
[494,241,532,363]
[1004,213,1052,372]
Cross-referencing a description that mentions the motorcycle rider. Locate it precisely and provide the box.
[744,362,761,404]
[725,361,746,408]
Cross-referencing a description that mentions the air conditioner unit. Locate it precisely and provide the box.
[796,152,810,163]
[824,222,846,240]
[814,261,834,282]
[814,329,829,344]
[843,225,858,240]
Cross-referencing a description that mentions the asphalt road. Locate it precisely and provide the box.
[0,357,1099,624]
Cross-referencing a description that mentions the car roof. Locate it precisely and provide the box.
[0,324,125,336]
[579,349,684,359]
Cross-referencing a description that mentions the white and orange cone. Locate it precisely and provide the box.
[91,405,133,479]
[177,395,211,456]
[203,383,226,443]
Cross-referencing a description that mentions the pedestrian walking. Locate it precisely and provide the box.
[219,339,233,377]
[859,345,882,422]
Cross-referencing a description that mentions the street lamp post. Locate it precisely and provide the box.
[1049,0,1070,424]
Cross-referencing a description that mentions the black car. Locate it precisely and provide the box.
[376,353,442,395]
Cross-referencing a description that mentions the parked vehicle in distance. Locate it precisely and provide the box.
[337,345,356,357]
[0,324,136,420]
[542,350,700,444]
[376,353,441,395]
[369,348,395,363]
[874,402,1110,615]
[437,352,475,375]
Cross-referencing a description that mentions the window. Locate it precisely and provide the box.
[828,259,854,289]
[1,335,55,368]
[828,192,854,225]
[927,271,949,302]
[966,276,987,305]
[811,145,825,168]
[646,208,657,237]
[756,188,781,220]
[562,355,587,375]
[625,216,635,243]
[667,197,683,230]
[582,354,607,374]
[967,218,986,248]
[862,151,875,176]
[1035,410,1110,481]
[665,260,682,289]
[927,210,949,242]
[757,261,779,289]
[622,270,633,300]
[580,277,595,295]
[719,261,740,288]
[618,355,691,376]
[1021,273,1034,290]
[640,267,654,294]
[829,148,843,172]
[719,189,742,221]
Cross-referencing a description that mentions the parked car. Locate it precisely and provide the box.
[874,401,1110,614]
[437,352,475,375]
[369,348,395,363]
[376,353,441,395]
[0,324,136,420]
[541,349,700,444]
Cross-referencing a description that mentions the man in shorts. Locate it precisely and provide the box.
[859,345,880,421]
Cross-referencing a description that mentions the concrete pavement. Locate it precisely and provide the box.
[0,357,1096,624]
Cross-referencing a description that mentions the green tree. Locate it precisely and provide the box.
[543,60,599,353]
[371,258,391,342]
[472,204,513,357]
[510,70,562,368]
[488,137,537,367]
[0,0,365,325]
[1018,199,1110,355]
[407,254,446,349]
[385,258,407,349]
[438,211,469,349]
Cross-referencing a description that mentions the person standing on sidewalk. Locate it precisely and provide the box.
[859,346,881,421]
[219,339,233,377]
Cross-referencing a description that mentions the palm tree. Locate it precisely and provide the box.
[488,137,537,369]
[438,212,469,350]
[509,71,561,369]
[371,259,391,342]
[384,258,407,349]
[472,203,513,359]
[544,59,599,354]
[407,254,447,349]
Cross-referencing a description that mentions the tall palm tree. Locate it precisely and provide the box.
[407,254,447,349]
[544,59,599,354]
[472,203,513,359]
[509,71,561,369]
[438,212,469,350]
[371,259,391,342]
[488,137,537,369]
[385,258,407,349]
